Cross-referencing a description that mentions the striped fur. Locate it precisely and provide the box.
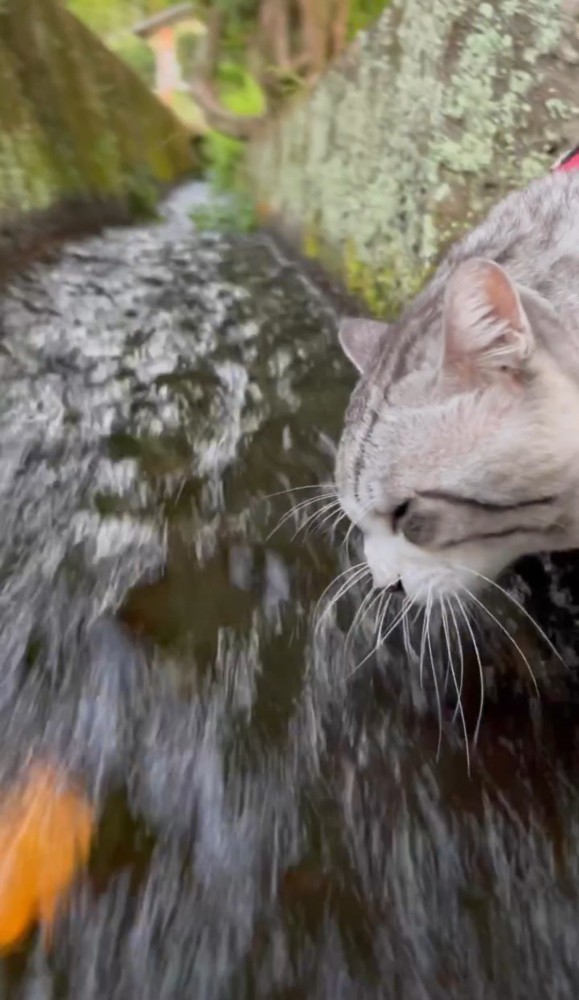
[336,171,579,603]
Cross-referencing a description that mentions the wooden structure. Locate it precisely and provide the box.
[133,3,197,100]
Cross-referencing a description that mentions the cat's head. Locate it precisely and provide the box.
[336,258,579,604]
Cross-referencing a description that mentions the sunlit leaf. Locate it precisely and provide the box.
[0,762,94,951]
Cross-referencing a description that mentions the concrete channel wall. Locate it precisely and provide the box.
[0,0,198,273]
[248,0,579,315]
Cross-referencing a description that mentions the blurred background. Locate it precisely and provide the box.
[3,0,578,302]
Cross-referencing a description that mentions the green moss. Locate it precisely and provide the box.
[342,239,431,316]
[248,0,574,317]
[201,65,266,194]
[347,0,390,39]
[0,0,197,223]
[303,223,321,260]
[125,170,160,220]
[204,132,245,192]
[343,239,366,295]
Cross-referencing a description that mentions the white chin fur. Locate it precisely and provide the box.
[363,532,516,604]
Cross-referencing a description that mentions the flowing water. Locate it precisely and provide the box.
[1,184,579,998]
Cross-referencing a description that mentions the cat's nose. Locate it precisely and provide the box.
[370,569,405,594]
[367,562,405,594]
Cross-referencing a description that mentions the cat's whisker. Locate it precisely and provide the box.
[328,509,349,541]
[425,595,443,759]
[339,499,376,555]
[296,497,341,524]
[460,585,540,700]
[343,585,381,664]
[374,593,393,653]
[457,565,566,670]
[278,498,330,523]
[312,510,348,548]
[286,494,337,514]
[380,596,416,647]
[269,494,339,540]
[447,599,465,727]
[442,652,451,698]
[290,498,343,540]
[261,483,336,501]
[345,606,386,681]
[343,586,374,660]
[418,591,430,691]
[455,597,485,745]
[315,564,369,633]
[341,518,358,553]
[442,597,470,774]
[314,560,366,622]
[410,605,423,628]
[402,608,413,661]
[373,594,393,663]
[319,569,369,624]
[353,595,389,674]
[346,594,415,682]
[376,591,391,637]
[325,566,371,630]
[301,503,347,541]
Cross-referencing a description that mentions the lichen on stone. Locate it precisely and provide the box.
[248,0,579,316]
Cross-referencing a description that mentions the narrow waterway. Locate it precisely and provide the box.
[0,185,579,999]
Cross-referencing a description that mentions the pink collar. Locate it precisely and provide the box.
[553,144,579,172]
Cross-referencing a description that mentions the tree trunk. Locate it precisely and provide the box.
[191,7,268,141]
[330,0,349,60]
[295,0,331,76]
[189,79,266,141]
[197,7,224,83]
[259,0,292,70]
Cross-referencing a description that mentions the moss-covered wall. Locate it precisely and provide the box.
[248,0,579,316]
[0,0,197,233]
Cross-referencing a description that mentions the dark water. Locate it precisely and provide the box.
[1,185,579,998]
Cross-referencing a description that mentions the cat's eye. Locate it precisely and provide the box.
[392,499,410,531]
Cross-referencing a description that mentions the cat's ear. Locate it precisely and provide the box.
[338,317,389,373]
[442,258,534,375]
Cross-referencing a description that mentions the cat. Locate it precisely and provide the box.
[335,168,579,606]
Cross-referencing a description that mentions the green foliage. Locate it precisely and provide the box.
[212,0,260,23]
[167,90,206,130]
[216,0,260,61]
[202,63,265,192]
[218,62,265,115]
[110,33,155,86]
[190,191,257,233]
[67,0,134,36]
[67,0,258,41]
[176,30,198,81]
[203,132,243,191]
[347,0,388,39]
[67,0,178,37]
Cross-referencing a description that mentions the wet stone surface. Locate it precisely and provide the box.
[0,186,579,998]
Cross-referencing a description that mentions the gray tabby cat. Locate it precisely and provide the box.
[336,169,579,604]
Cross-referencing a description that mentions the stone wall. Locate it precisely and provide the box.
[0,0,198,271]
[248,0,579,315]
